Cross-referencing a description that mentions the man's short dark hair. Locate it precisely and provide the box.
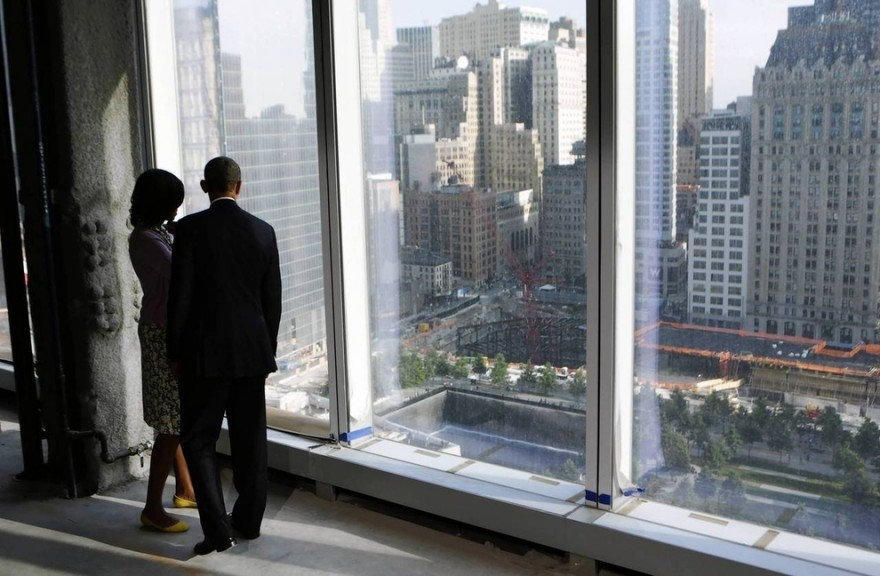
[204,156,241,192]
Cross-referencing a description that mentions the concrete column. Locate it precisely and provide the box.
[48,0,150,490]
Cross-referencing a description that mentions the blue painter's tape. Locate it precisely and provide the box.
[621,486,646,497]
[339,427,372,443]
[586,490,614,505]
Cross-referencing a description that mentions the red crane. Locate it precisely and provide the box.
[500,238,554,364]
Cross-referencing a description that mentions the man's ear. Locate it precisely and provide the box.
[200,180,209,194]
[233,180,242,196]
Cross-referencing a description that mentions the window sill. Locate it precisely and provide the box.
[218,427,876,576]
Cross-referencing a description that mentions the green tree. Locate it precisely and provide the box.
[423,350,439,380]
[568,369,587,397]
[703,440,728,472]
[687,416,710,457]
[843,471,875,505]
[662,389,690,432]
[672,476,696,507]
[818,406,845,450]
[832,445,865,475]
[538,362,558,395]
[427,350,451,377]
[695,470,717,501]
[766,416,794,463]
[701,392,731,429]
[472,355,488,376]
[519,362,537,389]
[723,426,742,458]
[752,397,771,430]
[451,357,470,379]
[399,353,426,389]
[853,418,880,460]
[490,353,510,387]
[661,425,690,470]
[737,417,762,458]
[720,473,746,510]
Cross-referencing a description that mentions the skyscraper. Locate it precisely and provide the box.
[688,101,751,329]
[635,0,682,321]
[172,0,327,365]
[438,0,549,62]
[676,0,714,187]
[358,0,397,175]
[531,42,587,169]
[172,0,223,216]
[396,26,440,81]
[749,0,880,343]
[543,142,586,283]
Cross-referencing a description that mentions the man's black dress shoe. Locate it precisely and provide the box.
[193,536,236,555]
[228,514,260,540]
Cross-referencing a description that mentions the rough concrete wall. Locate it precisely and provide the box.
[55,0,151,490]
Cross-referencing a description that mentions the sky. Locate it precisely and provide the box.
[211,0,807,117]
[393,0,806,109]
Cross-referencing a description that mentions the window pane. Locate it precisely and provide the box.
[158,0,329,434]
[631,0,880,555]
[357,0,587,487]
[0,249,9,362]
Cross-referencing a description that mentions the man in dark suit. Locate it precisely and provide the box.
[167,156,282,555]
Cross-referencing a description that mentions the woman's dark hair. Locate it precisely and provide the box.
[129,168,185,226]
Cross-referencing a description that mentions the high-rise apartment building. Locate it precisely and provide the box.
[749,0,880,343]
[531,42,587,168]
[688,103,750,329]
[438,0,549,62]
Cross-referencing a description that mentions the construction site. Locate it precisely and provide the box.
[448,311,880,414]
[635,322,880,414]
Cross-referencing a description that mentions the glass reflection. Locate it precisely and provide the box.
[632,0,880,552]
[360,0,587,482]
[169,0,328,433]
[0,248,9,362]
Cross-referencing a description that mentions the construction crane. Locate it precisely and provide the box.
[499,236,555,364]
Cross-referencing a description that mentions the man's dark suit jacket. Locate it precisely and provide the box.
[167,198,282,379]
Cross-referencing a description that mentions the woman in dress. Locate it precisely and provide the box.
[129,169,197,532]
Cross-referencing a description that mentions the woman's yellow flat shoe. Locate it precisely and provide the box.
[140,512,189,533]
[172,494,198,509]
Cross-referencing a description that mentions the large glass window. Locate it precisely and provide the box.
[630,0,880,556]
[354,0,588,487]
[147,0,330,435]
[0,249,9,362]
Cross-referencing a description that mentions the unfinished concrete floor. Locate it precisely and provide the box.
[0,391,596,575]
